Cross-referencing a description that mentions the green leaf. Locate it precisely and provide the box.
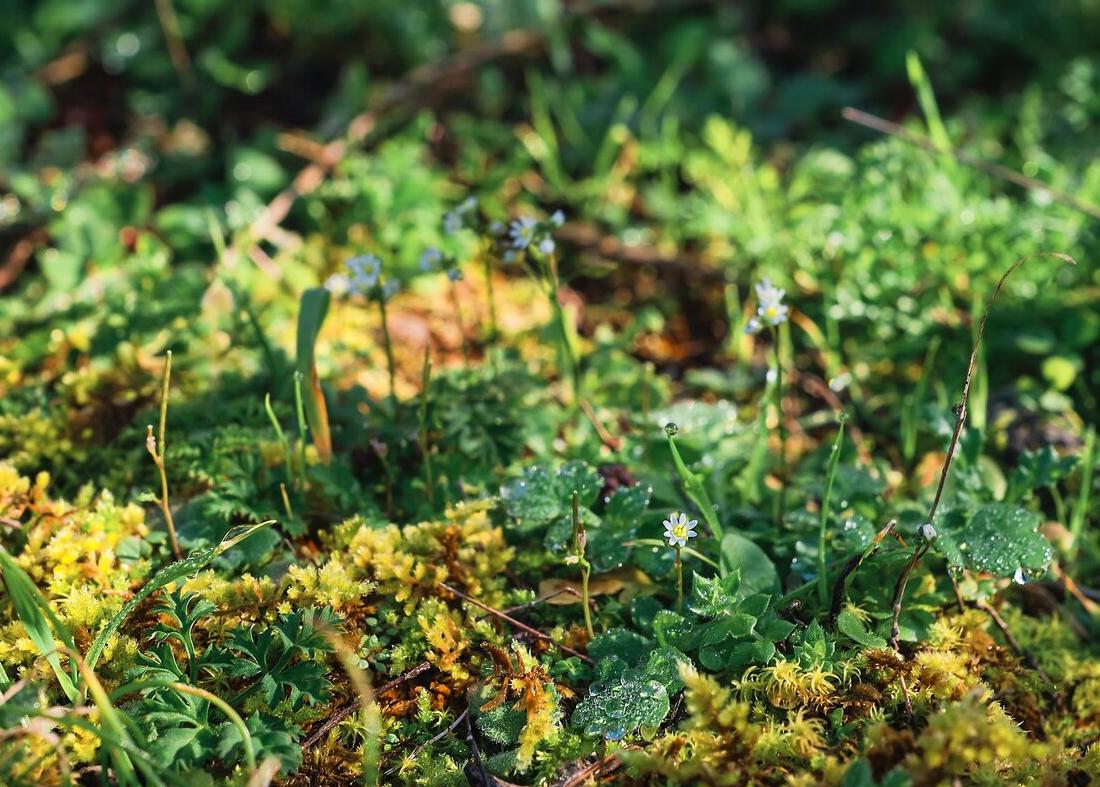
[688,571,741,617]
[588,628,652,665]
[836,610,888,649]
[86,522,270,674]
[296,287,333,462]
[720,533,779,598]
[571,676,669,740]
[0,547,79,702]
[934,504,1052,579]
[603,483,651,530]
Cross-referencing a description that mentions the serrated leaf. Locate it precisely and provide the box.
[688,571,741,617]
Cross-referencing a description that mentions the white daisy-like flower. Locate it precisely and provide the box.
[509,217,537,249]
[537,237,555,254]
[662,512,698,548]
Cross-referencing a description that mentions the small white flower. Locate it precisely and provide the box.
[662,512,698,548]
[919,522,937,542]
[754,277,789,326]
[419,248,443,272]
[1013,567,1027,585]
[458,196,478,213]
[537,237,555,254]
[744,316,762,336]
[509,217,537,249]
[550,209,565,227]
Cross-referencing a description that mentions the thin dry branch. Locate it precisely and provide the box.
[889,252,1077,650]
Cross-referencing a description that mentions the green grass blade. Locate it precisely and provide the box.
[296,287,333,463]
[84,521,271,674]
[0,547,79,702]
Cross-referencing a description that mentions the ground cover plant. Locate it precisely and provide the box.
[1,1,1100,784]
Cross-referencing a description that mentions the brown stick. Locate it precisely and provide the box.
[303,661,432,749]
[438,582,593,664]
[975,600,1051,683]
[842,107,1100,220]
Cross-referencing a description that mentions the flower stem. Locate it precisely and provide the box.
[572,491,594,638]
[771,329,788,526]
[378,295,396,400]
[817,412,847,608]
[418,347,435,507]
[548,253,580,402]
[449,278,470,370]
[482,247,499,373]
[675,547,684,613]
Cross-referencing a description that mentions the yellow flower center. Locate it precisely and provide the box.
[672,524,687,540]
[765,305,778,319]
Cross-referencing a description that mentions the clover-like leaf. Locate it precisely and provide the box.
[934,503,1052,579]
[603,484,651,530]
[571,675,669,740]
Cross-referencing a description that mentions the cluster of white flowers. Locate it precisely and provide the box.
[663,511,698,548]
[744,277,790,335]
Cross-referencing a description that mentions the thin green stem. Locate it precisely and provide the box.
[147,351,181,558]
[293,371,308,489]
[664,431,726,572]
[1070,427,1096,564]
[172,683,255,772]
[817,412,847,608]
[772,330,788,526]
[378,295,397,401]
[482,247,499,374]
[675,547,684,613]
[418,347,436,507]
[449,278,470,369]
[264,393,294,488]
[572,492,594,638]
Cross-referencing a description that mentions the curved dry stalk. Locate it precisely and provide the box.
[146,351,182,558]
[889,252,1077,650]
